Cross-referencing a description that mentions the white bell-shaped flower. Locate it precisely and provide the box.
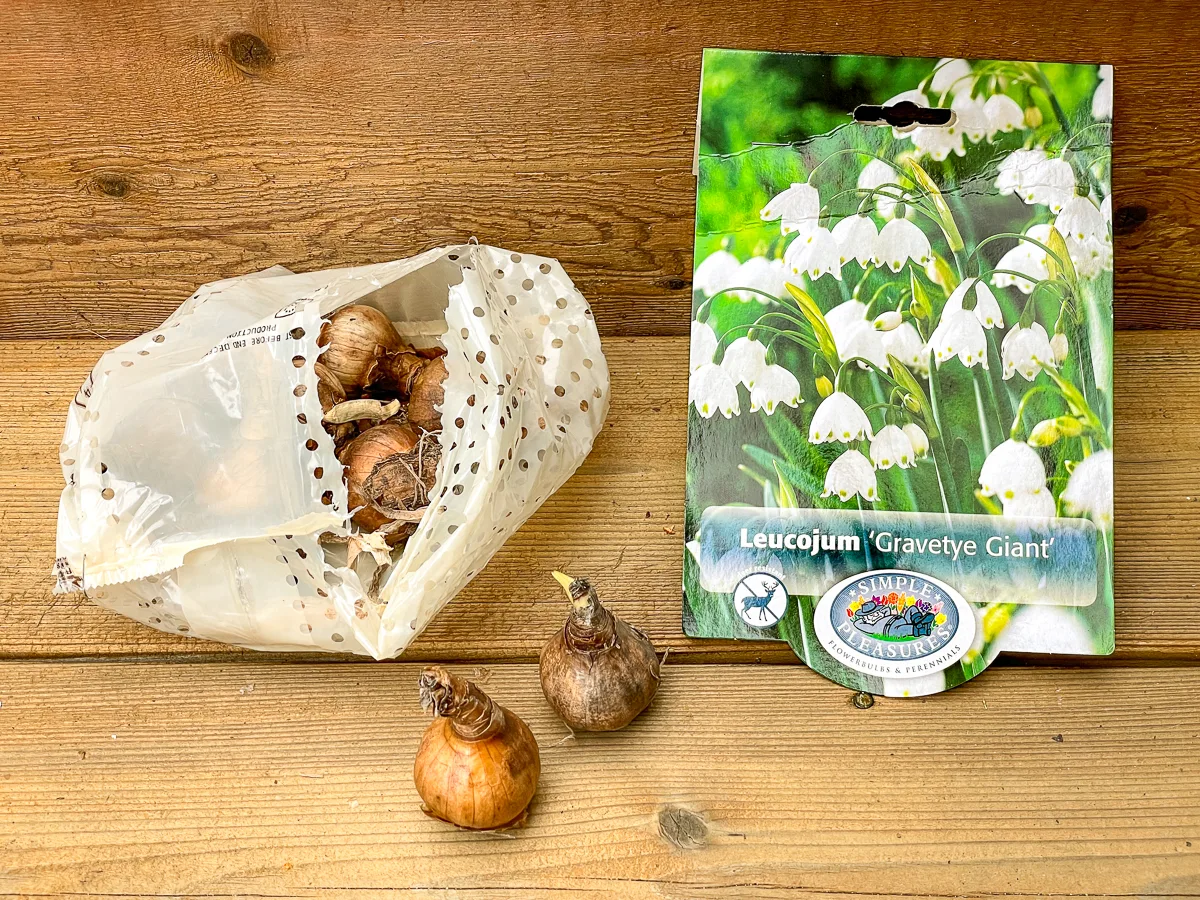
[1019,156,1076,213]
[873,218,932,273]
[902,423,930,459]
[750,364,802,414]
[831,214,878,268]
[996,148,1045,195]
[1100,194,1112,227]
[837,320,891,372]
[822,448,878,503]
[825,299,869,346]
[979,439,1047,499]
[1001,487,1056,518]
[858,158,906,219]
[996,149,1076,213]
[1092,65,1113,120]
[930,58,973,96]
[1069,237,1113,279]
[1054,195,1112,279]
[1050,332,1069,365]
[874,310,903,332]
[721,336,768,388]
[951,94,988,143]
[785,226,842,281]
[1056,195,1109,246]
[870,424,916,470]
[992,223,1053,294]
[810,391,874,443]
[882,322,929,375]
[983,94,1025,139]
[910,121,966,161]
[690,320,718,372]
[944,277,1004,329]
[694,249,741,297]
[732,256,787,301]
[689,362,740,419]
[1001,321,1055,381]
[929,308,989,369]
[1062,449,1113,527]
[761,182,820,236]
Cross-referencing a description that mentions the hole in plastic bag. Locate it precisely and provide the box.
[854,101,954,131]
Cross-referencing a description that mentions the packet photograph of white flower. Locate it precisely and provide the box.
[685,50,1114,696]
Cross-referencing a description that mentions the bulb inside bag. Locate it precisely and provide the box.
[54,245,610,659]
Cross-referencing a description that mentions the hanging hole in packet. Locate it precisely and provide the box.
[854,101,955,131]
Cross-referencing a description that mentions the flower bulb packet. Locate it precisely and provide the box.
[685,49,1113,696]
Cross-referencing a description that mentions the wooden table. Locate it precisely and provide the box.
[2,2,1198,897]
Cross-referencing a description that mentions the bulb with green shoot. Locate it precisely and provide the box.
[539,571,661,731]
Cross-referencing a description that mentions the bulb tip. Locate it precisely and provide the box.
[551,570,575,591]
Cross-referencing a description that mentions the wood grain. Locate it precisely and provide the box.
[0,661,1195,898]
[0,332,1195,662]
[0,0,1189,339]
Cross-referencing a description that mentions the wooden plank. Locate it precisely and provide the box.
[0,661,1196,898]
[0,333,1195,663]
[0,0,1188,339]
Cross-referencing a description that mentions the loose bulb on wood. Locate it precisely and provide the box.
[539,571,661,731]
[413,666,540,830]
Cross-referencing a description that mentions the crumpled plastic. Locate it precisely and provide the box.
[54,244,609,658]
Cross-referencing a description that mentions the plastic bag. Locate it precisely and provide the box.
[54,244,609,658]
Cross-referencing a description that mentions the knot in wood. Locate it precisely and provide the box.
[91,172,131,199]
[225,31,274,74]
[658,806,708,850]
[1114,204,1147,236]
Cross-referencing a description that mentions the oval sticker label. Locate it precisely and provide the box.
[814,569,976,679]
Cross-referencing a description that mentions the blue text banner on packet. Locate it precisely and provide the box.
[697,507,1099,607]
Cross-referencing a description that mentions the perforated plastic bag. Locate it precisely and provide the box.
[54,244,609,658]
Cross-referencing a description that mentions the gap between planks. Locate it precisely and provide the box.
[1,333,1198,664]
[0,662,1196,898]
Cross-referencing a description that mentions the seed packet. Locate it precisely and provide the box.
[684,50,1114,696]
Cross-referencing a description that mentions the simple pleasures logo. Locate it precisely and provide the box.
[814,570,975,679]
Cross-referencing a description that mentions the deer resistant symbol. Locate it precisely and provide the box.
[733,574,787,627]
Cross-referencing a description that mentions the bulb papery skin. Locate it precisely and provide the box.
[343,423,422,531]
[414,667,540,830]
[318,304,405,390]
[539,581,660,732]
